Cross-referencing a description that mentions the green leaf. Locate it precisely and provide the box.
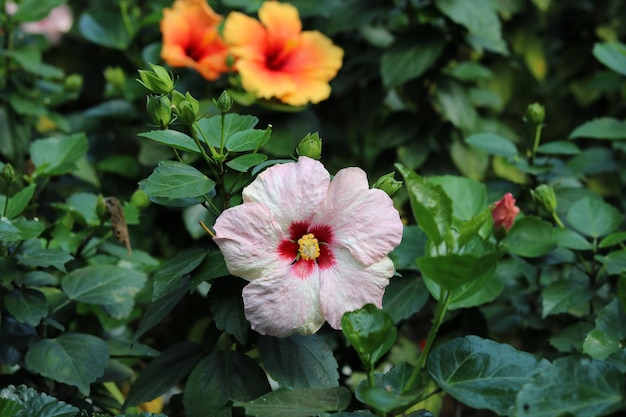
[106,339,159,358]
[569,117,626,140]
[124,342,202,408]
[583,300,626,360]
[197,113,259,148]
[141,161,215,199]
[417,253,499,293]
[396,164,452,245]
[233,387,352,417]
[9,218,45,241]
[465,132,518,157]
[542,278,593,318]
[1,184,36,219]
[152,247,208,300]
[428,336,542,415]
[445,61,493,81]
[226,128,271,152]
[0,218,21,241]
[537,140,581,155]
[506,216,557,257]
[432,79,479,132]
[25,334,109,395]
[383,276,429,323]
[65,192,100,226]
[599,231,626,248]
[30,133,89,177]
[208,277,249,345]
[555,228,593,250]
[78,11,133,49]
[137,130,200,153]
[566,197,623,238]
[4,288,48,326]
[342,304,397,366]
[598,250,626,275]
[11,0,64,22]
[549,322,595,353]
[0,384,78,417]
[62,265,147,306]
[0,398,25,417]
[16,239,74,272]
[258,333,339,389]
[355,363,424,413]
[184,351,271,417]
[593,41,626,76]
[514,356,624,417]
[381,38,444,88]
[429,175,488,221]
[84,100,137,119]
[190,250,230,287]
[5,50,64,79]
[389,226,426,271]
[226,153,268,172]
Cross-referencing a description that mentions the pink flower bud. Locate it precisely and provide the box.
[492,193,520,231]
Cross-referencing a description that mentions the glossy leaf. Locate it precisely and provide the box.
[226,128,271,152]
[190,250,230,287]
[569,117,626,140]
[138,130,200,153]
[226,153,268,172]
[342,304,397,366]
[506,216,557,257]
[417,253,499,293]
[184,351,271,417]
[356,363,423,413]
[514,356,624,417]
[30,134,88,177]
[381,39,444,88]
[428,336,542,415]
[233,387,351,417]
[383,276,429,323]
[593,41,626,76]
[62,265,147,306]
[140,161,215,199]
[25,334,109,395]
[258,333,339,389]
[152,247,208,300]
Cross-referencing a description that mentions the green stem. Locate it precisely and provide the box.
[2,181,10,217]
[219,110,226,153]
[403,289,452,393]
[529,123,543,165]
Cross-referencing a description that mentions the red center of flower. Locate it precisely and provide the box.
[278,221,335,278]
[265,38,298,71]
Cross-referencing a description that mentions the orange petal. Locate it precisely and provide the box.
[223,11,267,61]
[258,1,301,53]
[236,60,297,100]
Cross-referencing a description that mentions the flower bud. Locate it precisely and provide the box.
[491,193,520,231]
[172,91,200,125]
[130,189,150,209]
[296,132,322,160]
[531,184,557,213]
[64,74,83,93]
[1,163,16,184]
[137,64,174,95]
[373,172,403,197]
[146,95,172,128]
[214,90,233,113]
[526,102,545,125]
[104,66,126,91]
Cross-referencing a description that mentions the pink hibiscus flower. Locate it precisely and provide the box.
[491,192,520,231]
[213,157,403,337]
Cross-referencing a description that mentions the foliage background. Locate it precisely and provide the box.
[1,0,626,416]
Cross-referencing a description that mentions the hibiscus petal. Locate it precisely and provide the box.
[319,248,394,329]
[312,167,403,265]
[243,157,330,230]
[258,1,302,48]
[243,264,324,337]
[236,60,297,100]
[223,11,267,61]
[213,202,286,282]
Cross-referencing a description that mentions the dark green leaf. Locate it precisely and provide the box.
[549,322,594,353]
[428,336,542,415]
[555,228,593,250]
[506,216,557,257]
[0,397,25,417]
[184,351,271,417]
[583,300,626,359]
[152,247,208,300]
[0,218,21,241]
[0,384,78,417]
[106,339,159,358]
[356,363,423,413]
[383,276,429,323]
[5,50,64,78]
[445,61,493,81]
[537,140,581,155]
[141,161,215,199]
[30,133,88,177]
[190,250,230,287]
[4,289,48,327]
[542,279,593,318]
[8,218,45,241]
[593,41,626,76]
[78,12,133,49]
[16,239,73,272]
[432,80,479,131]
[12,0,65,22]
[599,231,626,248]
[208,277,249,345]
[566,197,623,238]
[124,342,202,408]
[569,117,626,140]
[417,253,499,293]
[138,130,200,153]
[514,356,624,417]
[465,132,518,157]
[233,387,351,417]
[396,164,452,244]
[84,100,137,119]
[598,250,626,275]
[389,226,426,271]
[381,39,444,88]
[258,334,339,389]
[25,334,109,395]
[1,184,36,219]
[62,265,147,306]
[226,153,268,172]
[342,304,397,365]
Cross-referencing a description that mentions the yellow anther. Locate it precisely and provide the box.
[298,233,320,261]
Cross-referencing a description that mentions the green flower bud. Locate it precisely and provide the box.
[64,74,83,93]
[531,184,557,213]
[1,163,16,184]
[146,95,172,128]
[296,132,322,160]
[214,90,233,113]
[373,172,403,197]
[137,64,174,95]
[130,189,150,209]
[104,66,126,91]
[172,92,200,125]
[526,102,545,125]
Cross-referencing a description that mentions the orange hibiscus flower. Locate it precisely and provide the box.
[223,1,344,106]
[160,0,229,81]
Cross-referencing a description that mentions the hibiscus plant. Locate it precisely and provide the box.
[1,1,626,417]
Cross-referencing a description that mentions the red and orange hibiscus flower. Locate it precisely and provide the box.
[223,1,344,106]
[160,0,229,81]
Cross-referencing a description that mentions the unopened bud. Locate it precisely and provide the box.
[373,172,403,197]
[296,132,322,160]
[1,163,16,184]
[137,64,174,95]
[104,66,126,91]
[172,91,200,125]
[130,189,150,209]
[526,102,545,125]
[146,95,172,128]
[531,184,557,213]
[64,74,83,93]
[214,90,233,113]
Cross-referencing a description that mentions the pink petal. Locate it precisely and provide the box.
[313,167,403,265]
[243,157,330,230]
[213,202,286,282]
[319,248,394,329]
[242,264,324,337]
